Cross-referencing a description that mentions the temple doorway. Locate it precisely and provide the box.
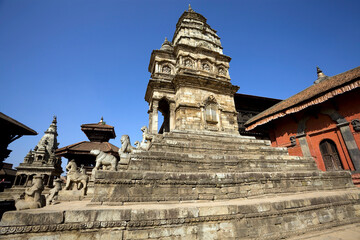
[158,98,170,133]
[319,139,343,171]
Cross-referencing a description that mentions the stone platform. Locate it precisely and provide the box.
[1,189,360,239]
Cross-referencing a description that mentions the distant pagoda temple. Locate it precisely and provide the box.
[56,118,119,175]
[14,116,62,188]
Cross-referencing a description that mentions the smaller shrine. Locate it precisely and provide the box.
[55,117,119,176]
[13,116,62,189]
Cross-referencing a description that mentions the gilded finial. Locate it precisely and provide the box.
[100,116,104,123]
[188,4,194,12]
[316,66,326,79]
[52,116,57,124]
[314,66,328,84]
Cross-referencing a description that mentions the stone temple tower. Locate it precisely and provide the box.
[145,5,239,134]
[13,116,62,189]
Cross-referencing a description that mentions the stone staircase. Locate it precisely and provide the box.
[92,131,355,204]
[1,131,360,239]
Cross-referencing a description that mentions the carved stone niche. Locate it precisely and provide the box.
[202,62,211,71]
[162,65,172,74]
[204,95,219,127]
[351,119,360,132]
[184,58,194,68]
[218,67,226,75]
[290,136,296,147]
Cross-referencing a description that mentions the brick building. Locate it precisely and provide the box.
[245,66,360,185]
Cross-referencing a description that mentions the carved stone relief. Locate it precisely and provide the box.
[185,59,193,67]
[162,65,171,74]
[218,68,226,75]
[202,63,210,71]
[351,119,360,131]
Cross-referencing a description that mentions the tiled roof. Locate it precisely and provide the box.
[245,66,360,130]
[56,141,119,156]
[0,112,37,135]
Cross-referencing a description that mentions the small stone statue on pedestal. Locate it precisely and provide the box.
[15,175,45,211]
[64,160,88,196]
[46,179,62,205]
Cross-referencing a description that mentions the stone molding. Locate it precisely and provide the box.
[1,196,359,239]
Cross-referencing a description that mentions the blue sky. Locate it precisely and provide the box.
[1,0,359,171]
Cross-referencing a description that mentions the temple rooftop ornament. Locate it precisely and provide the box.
[160,37,173,52]
[188,4,194,12]
[314,66,329,84]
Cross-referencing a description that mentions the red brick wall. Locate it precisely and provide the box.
[269,88,360,172]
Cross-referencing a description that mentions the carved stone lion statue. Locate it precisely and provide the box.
[15,175,45,210]
[64,160,88,196]
[90,149,118,175]
[141,126,153,144]
[119,135,135,154]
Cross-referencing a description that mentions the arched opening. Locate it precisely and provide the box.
[19,174,27,186]
[158,98,170,134]
[319,139,343,171]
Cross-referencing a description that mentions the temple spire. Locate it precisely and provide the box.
[188,4,194,12]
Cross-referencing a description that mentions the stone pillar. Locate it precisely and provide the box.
[24,175,29,186]
[297,133,312,157]
[151,100,159,134]
[297,117,312,157]
[47,175,51,186]
[337,122,360,171]
[13,175,18,186]
[169,102,176,131]
[148,109,153,133]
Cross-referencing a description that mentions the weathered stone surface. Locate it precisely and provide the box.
[1,210,63,226]
[1,190,360,239]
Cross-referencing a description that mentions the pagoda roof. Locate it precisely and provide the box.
[56,141,119,156]
[80,118,116,142]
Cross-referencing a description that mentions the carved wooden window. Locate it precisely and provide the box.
[205,103,218,123]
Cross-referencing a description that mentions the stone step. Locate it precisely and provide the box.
[150,141,288,155]
[161,131,270,146]
[92,170,354,203]
[2,189,360,240]
[129,152,318,172]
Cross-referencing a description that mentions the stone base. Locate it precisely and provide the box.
[1,189,360,239]
[57,190,85,201]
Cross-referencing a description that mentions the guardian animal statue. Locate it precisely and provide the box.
[141,126,153,145]
[15,175,45,210]
[90,149,118,176]
[64,160,88,196]
[46,179,62,205]
[118,135,136,167]
[119,135,135,154]
[134,141,141,149]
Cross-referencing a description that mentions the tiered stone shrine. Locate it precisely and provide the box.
[1,6,360,240]
[0,117,62,202]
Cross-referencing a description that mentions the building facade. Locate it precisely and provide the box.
[246,67,360,184]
